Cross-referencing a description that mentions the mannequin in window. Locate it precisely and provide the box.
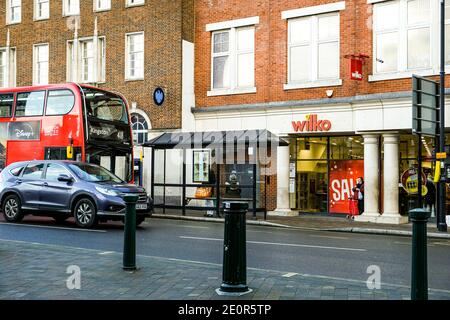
[225,171,241,198]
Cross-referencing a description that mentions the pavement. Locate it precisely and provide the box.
[2,239,450,300]
[152,210,450,239]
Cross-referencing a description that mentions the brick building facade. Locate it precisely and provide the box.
[0,0,194,131]
[191,0,450,224]
[194,0,450,107]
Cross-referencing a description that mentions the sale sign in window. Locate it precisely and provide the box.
[329,160,364,214]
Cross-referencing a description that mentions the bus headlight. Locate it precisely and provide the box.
[95,186,120,197]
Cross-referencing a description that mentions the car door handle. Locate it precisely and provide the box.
[16,179,22,184]
[43,182,49,187]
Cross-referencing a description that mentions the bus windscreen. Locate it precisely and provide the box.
[82,88,129,124]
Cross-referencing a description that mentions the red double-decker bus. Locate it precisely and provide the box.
[0,83,134,182]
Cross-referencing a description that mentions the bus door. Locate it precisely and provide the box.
[85,147,132,182]
[134,158,143,187]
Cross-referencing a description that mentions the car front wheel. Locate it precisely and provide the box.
[73,198,97,228]
[136,216,146,226]
[2,194,24,223]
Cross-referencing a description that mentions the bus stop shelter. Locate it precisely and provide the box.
[142,130,288,219]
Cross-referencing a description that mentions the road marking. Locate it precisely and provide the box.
[394,241,437,247]
[179,236,367,252]
[282,272,298,278]
[0,222,106,233]
[432,242,450,246]
[154,222,210,229]
[98,251,115,255]
[394,241,410,245]
[247,230,275,234]
[172,225,210,229]
[309,235,349,240]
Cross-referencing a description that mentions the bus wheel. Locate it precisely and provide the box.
[2,194,24,222]
[73,198,98,228]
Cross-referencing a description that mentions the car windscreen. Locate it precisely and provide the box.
[69,163,123,183]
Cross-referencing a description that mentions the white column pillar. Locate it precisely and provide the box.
[378,134,408,224]
[355,135,381,222]
[268,145,297,216]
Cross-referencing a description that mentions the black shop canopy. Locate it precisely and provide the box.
[143,129,288,149]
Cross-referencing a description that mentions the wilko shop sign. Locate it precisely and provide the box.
[292,114,332,133]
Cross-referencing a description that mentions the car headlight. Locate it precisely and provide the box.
[95,186,120,196]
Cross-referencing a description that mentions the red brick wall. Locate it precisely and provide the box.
[0,0,193,130]
[195,0,450,108]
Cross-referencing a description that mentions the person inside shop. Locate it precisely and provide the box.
[353,177,364,215]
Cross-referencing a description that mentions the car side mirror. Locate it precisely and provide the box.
[58,174,74,183]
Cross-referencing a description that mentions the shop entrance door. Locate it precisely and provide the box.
[295,160,328,213]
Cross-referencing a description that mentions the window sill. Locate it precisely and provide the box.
[79,81,107,85]
[125,78,145,82]
[62,12,80,17]
[284,79,342,90]
[6,21,21,26]
[94,9,111,13]
[368,69,436,82]
[207,87,257,97]
[125,3,145,8]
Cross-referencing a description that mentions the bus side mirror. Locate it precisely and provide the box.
[58,174,74,183]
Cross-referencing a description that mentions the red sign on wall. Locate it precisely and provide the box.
[345,54,369,81]
[350,58,363,81]
[329,160,364,214]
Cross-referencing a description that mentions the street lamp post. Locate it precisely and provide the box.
[438,0,448,232]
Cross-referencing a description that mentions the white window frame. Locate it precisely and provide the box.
[126,0,145,8]
[34,0,50,21]
[445,2,450,69]
[207,19,258,97]
[67,36,106,84]
[94,0,111,12]
[0,51,7,88]
[33,43,49,85]
[281,3,345,90]
[81,40,95,83]
[369,0,439,81]
[208,27,257,96]
[0,47,16,88]
[131,111,150,145]
[284,12,342,90]
[63,0,80,16]
[125,32,145,81]
[6,0,21,25]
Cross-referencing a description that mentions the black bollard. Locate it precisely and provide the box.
[409,208,430,300]
[123,194,139,271]
[216,201,252,296]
